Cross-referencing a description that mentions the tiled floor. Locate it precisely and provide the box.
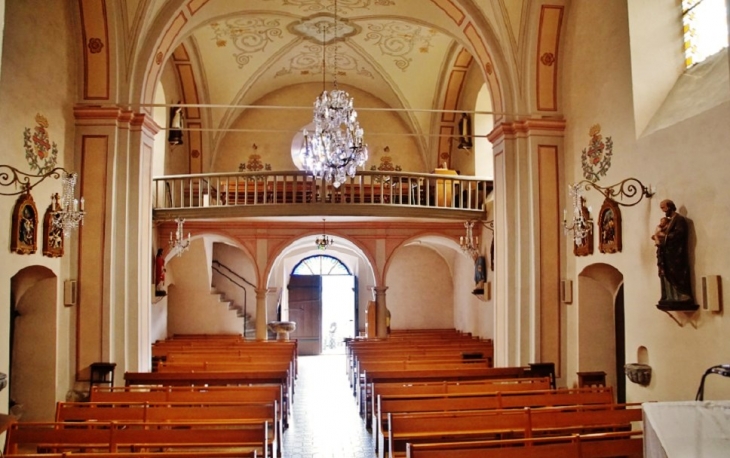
[281,353,375,458]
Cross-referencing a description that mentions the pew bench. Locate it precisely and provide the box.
[386,403,644,458]
[4,420,272,458]
[404,430,644,458]
[89,385,287,428]
[3,452,257,458]
[55,401,281,457]
[374,386,615,455]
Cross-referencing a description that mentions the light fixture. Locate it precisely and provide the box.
[316,218,333,251]
[169,217,190,256]
[695,364,730,400]
[460,221,479,259]
[563,183,593,246]
[574,177,654,207]
[300,0,368,188]
[53,172,86,238]
[0,165,86,238]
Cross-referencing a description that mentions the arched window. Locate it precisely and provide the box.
[683,0,728,68]
[292,254,351,275]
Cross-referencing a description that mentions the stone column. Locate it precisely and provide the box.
[488,118,565,370]
[255,288,268,341]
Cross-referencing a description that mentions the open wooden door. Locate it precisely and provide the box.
[288,275,322,355]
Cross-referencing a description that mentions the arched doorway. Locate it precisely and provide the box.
[288,255,355,355]
[9,266,58,421]
[577,264,625,402]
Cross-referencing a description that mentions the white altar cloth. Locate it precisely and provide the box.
[643,401,730,457]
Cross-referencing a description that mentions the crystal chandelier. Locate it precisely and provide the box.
[53,172,86,237]
[316,218,334,251]
[563,183,593,246]
[169,217,191,256]
[300,0,368,188]
[460,221,479,259]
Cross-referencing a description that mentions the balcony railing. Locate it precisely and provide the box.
[152,170,492,220]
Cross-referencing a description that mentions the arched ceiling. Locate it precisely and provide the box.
[118,1,538,170]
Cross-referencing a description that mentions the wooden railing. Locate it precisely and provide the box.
[152,171,492,220]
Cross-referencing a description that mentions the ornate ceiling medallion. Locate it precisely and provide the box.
[289,13,360,44]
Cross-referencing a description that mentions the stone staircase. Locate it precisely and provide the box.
[211,288,256,339]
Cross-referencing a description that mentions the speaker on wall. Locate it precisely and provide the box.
[702,275,721,312]
[64,280,77,307]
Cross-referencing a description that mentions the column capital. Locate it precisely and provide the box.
[73,105,161,136]
[487,117,566,145]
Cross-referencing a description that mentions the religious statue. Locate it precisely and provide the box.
[168,104,184,146]
[155,248,167,297]
[654,199,696,310]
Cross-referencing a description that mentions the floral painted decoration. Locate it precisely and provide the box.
[580,124,613,183]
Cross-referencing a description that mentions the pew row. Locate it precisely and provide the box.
[405,430,644,458]
[89,385,287,427]
[386,402,644,458]
[359,366,527,420]
[55,401,280,457]
[3,452,257,458]
[4,420,272,458]
[374,386,615,455]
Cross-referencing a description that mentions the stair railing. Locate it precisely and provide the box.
[211,260,256,338]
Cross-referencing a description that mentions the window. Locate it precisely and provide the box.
[683,0,728,68]
[292,254,351,275]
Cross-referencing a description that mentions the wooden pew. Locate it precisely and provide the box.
[359,366,527,421]
[405,430,644,458]
[4,420,271,458]
[89,385,288,428]
[386,403,644,458]
[367,377,551,427]
[55,401,280,457]
[3,452,257,458]
[375,386,615,455]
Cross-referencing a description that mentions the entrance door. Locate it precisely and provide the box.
[288,275,322,355]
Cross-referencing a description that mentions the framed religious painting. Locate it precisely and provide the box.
[598,198,622,254]
[11,192,38,255]
[43,193,64,258]
[572,196,594,257]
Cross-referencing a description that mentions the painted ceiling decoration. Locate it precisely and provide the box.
[289,14,360,44]
[210,18,285,68]
[275,43,372,79]
[265,0,396,14]
[365,22,437,71]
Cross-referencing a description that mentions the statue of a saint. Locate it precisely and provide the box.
[655,199,696,310]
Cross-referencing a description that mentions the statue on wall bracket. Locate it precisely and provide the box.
[654,199,697,311]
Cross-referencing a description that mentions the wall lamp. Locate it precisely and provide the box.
[1,165,86,237]
[564,177,654,246]
[695,364,730,401]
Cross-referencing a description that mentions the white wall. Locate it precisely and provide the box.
[562,1,730,402]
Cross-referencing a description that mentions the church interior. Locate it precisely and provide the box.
[1,0,729,456]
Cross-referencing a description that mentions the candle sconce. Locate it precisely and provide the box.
[564,177,653,252]
[1,165,86,238]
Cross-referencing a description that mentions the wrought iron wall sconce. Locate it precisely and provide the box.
[564,177,654,247]
[574,177,655,207]
[1,165,86,238]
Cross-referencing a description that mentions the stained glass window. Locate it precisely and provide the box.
[292,255,351,276]
[682,0,728,68]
